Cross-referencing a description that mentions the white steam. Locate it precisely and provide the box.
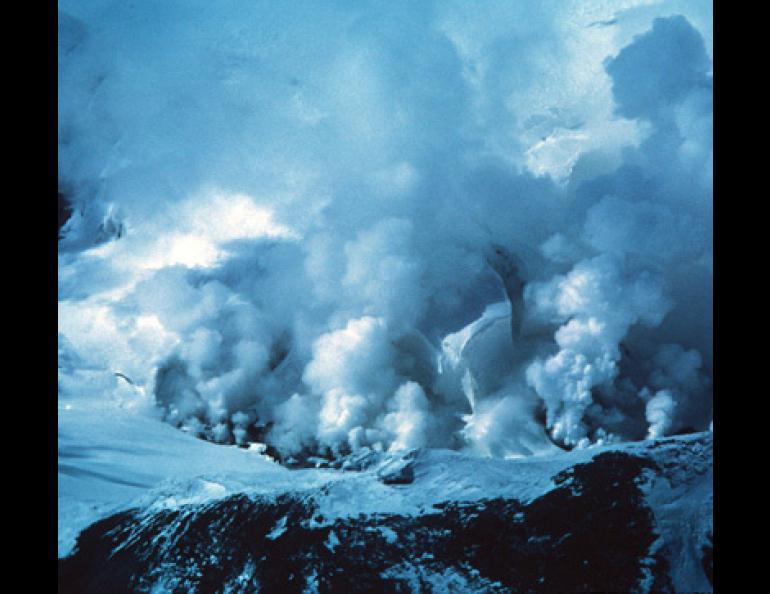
[58,1,712,459]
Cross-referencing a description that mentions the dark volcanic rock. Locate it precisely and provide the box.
[376,451,417,485]
[57,446,701,593]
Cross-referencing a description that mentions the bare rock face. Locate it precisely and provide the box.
[58,434,712,593]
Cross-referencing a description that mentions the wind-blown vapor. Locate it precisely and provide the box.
[58,1,712,460]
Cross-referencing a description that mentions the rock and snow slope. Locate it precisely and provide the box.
[59,403,712,593]
[58,399,295,558]
[57,4,713,591]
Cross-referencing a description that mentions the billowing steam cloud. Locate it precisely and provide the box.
[58,1,712,460]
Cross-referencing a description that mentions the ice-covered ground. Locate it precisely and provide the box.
[59,394,711,580]
[58,399,294,557]
[58,396,565,557]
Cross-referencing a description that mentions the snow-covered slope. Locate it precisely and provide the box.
[58,399,295,557]
[59,402,712,592]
